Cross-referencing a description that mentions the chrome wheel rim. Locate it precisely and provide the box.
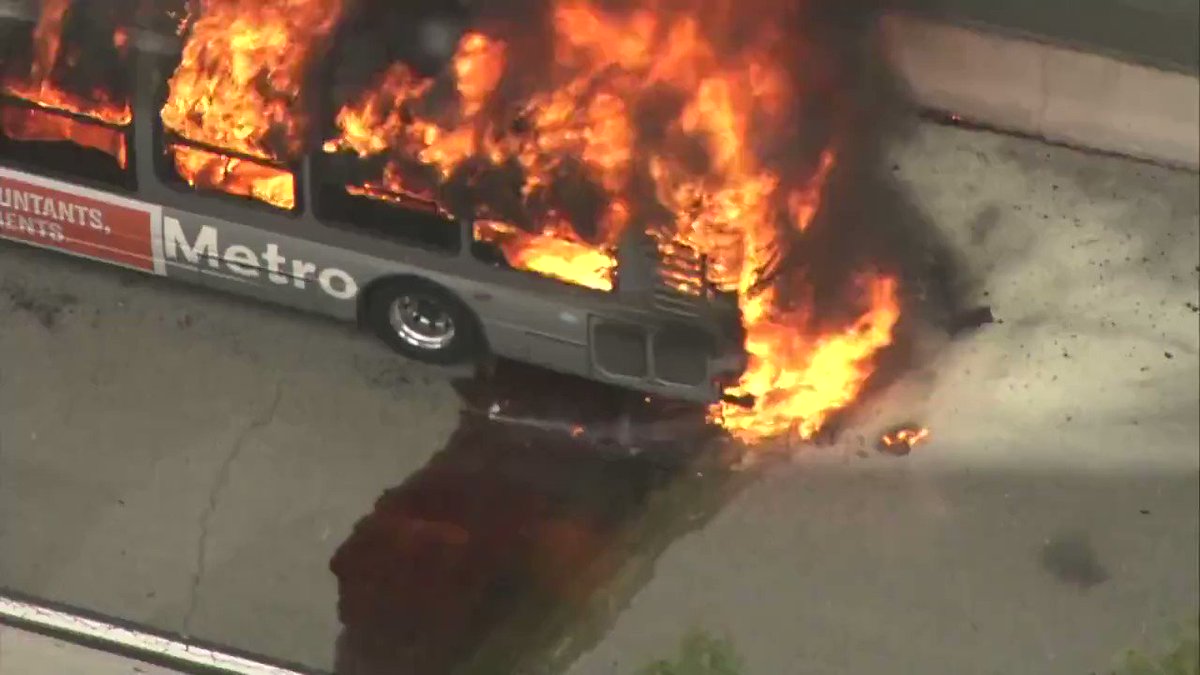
[388,294,456,351]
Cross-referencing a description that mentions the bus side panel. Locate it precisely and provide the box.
[160,207,357,316]
[450,276,593,378]
[0,166,165,276]
[470,312,591,378]
[155,203,599,378]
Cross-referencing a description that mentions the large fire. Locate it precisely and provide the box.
[6,0,901,444]
[1,0,133,166]
[323,1,901,443]
[160,0,347,209]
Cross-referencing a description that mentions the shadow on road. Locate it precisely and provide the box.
[329,361,748,675]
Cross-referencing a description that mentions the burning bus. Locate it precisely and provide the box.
[1,0,905,443]
[0,0,751,406]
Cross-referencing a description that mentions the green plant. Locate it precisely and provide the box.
[1116,620,1199,675]
[635,630,745,675]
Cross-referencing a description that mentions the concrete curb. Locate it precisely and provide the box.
[880,13,1200,171]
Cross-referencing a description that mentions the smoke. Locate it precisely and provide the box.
[320,0,972,371]
[785,6,980,427]
[4,0,972,428]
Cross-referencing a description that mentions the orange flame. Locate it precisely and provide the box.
[323,1,902,443]
[324,27,632,288]
[168,143,296,208]
[161,0,346,209]
[717,276,901,441]
[881,426,931,452]
[475,220,616,292]
[0,106,127,166]
[1,0,132,166]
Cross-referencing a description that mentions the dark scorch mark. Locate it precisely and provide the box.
[1,278,78,330]
[1040,531,1109,589]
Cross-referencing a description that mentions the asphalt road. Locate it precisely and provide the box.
[1,121,1197,675]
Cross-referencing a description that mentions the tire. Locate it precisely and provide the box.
[364,277,481,365]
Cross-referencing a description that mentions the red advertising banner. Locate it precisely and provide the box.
[0,169,159,273]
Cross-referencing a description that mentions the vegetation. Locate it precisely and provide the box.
[635,630,745,675]
[1115,620,1199,675]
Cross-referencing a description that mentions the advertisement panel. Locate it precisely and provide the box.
[0,167,164,274]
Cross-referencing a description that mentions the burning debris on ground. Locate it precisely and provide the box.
[2,0,975,450]
[465,359,722,463]
[878,425,931,455]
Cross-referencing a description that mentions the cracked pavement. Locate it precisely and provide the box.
[0,244,462,668]
[182,380,285,638]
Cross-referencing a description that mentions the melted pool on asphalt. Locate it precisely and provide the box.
[330,361,734,675]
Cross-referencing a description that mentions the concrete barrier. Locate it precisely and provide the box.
[880,13,1200,170]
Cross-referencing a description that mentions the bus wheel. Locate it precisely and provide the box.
[365,278,480,365]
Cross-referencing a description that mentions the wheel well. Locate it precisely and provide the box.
[355,274,490,353]
[355,274,426,328]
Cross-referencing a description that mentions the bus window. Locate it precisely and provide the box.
[154,0,337,213]
[153,60,300,212]
[0,1,135,190]
[471,220,617,292]
[313,159,461,254]
[155,135,300,212]
[0,101,135,191]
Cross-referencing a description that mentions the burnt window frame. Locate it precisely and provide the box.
[0,95,139,193]
[465,218,626,293]
[0,4,140,192]
[309,149,464,256]
[305,0,490,256]
[0,10,138,194]
[150,118,307,218]
[148,49,307,217]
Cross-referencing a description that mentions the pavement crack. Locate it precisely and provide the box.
[181,381,284,637]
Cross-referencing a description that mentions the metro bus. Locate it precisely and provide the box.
[0,8,749,405]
